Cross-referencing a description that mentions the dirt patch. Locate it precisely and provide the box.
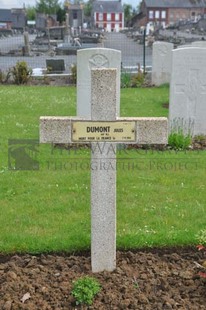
[162,102,169,109]
[0,247,205,309]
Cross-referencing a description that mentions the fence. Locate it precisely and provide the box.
[0,31,152,75]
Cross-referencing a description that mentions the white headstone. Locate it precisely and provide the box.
[169,48,206,136]
[152,42,174,86]
[77,48,121,118]
[176,44,193,49]
[191,41,206,47]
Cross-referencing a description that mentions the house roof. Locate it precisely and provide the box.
[144,0,206,8]
[93,1,124,13]
[0,9,12,22]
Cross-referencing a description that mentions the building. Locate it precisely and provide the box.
[36,13,58,30]
[92,0,124,32]
[133,0,206,29]
[65,1,84,30]
[11,8,27,30]
[0,9,12,30]
[0,8,27,31]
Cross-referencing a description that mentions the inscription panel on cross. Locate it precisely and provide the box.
[71,121,136,142]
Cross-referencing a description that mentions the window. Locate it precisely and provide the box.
[107,13,111,21]
[161,11,166,19]
[161,21,166,28]
[155,10,160,19]
[73,11,77,19]
[149,10,153,19]
[115,13,119,21]
[99,13,103,21]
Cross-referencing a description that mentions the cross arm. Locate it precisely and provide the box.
[117,117,168,144]
[40,116,82,144]
[40,116,168,144]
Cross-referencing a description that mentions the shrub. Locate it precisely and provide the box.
[168,130,192,150]
[10,61,32,85]
[169,118,194,150]
[71,276,101,306]
[121,72,131,88]
[130,70,145,88]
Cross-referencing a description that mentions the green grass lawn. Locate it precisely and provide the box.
[0,85,205,254]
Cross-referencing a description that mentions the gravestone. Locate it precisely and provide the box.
[152,42,174,86]
[169,48,206,136]
[46,59,65,74]
[191,41,206,47]
[64,13,71,43]
[77,48,121,118]
[23,31,31,56]
[177,44,193,49]
[40,68,168,272]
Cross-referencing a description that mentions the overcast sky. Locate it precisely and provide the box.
[0,0,141,10]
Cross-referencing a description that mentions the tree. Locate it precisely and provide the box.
[123,4,133,27]
[84,0,95,17]
[56,6,66,24]
[36,0,66,24]
[36,0,61,14]
[26,6,36,20]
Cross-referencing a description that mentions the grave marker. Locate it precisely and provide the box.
[169,48,206,135]
[77,48,121,118]
[46,59,65,74]
[40,68,168,272]
[152,42,174,86]
[191,41,206,47]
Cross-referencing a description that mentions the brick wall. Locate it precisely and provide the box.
[168,8,204,24]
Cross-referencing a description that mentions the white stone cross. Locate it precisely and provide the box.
[40,68,168,273]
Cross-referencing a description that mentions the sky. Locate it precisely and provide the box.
[0,0,141,10]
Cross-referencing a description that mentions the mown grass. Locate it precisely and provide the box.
[0,85,205,254]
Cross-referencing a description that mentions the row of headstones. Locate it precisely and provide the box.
[152,41,206,136]
[77,45,206,137]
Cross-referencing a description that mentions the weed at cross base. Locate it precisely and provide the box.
[71,276,101,306]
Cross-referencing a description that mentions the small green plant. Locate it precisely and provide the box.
[121,72,131,88]
[130,70,145,87]
[10,61,32,84]
[46,66,52,74]
[71,276,101,306]
[197,230,206,246]
[168,131,192,150]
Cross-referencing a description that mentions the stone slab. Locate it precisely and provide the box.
[152,42,174,86]
[191,41,206,47]
[169,48,206,136]
[77,48,121,118]
[46,59,65,73]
